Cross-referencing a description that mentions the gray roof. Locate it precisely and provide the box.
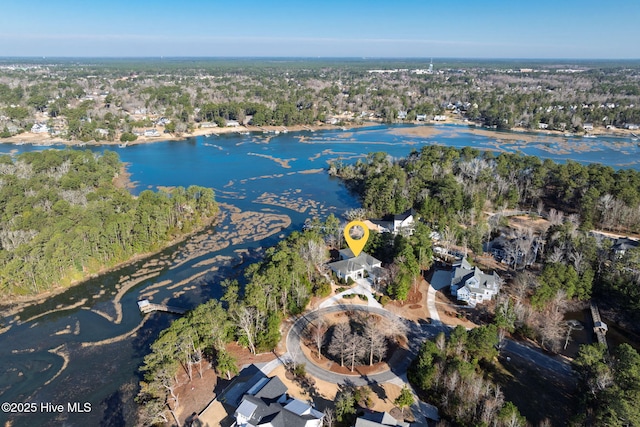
[254,376,288,400]
[451,258,499,293]
[355,411,410,427]
[613,237,639,252]
[218,364,266,407]
[238,394,322,427]
[329,252,382,275]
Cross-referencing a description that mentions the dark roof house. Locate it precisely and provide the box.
[226,365,324,427]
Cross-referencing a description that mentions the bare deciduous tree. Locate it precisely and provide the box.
[234,306,258,355]
[309,319,328,359]
[328,322,350,367]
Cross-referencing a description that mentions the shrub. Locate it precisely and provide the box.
[314,281,332,297]
[380,295,391,306]
[120,132,138,142]
[293,363,306,378]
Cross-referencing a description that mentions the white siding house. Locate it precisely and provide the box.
[450,258,500,307]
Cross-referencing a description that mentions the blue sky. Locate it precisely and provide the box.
[1,0,639,58]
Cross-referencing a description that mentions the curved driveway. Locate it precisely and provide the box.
[285,304,445,386]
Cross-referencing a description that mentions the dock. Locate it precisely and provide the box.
[590,301,608,351]
[137,299,186,315]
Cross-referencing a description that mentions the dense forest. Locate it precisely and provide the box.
[409,325,528,426]
[0,149,218,296]
[332,146,640,341]
[572,343,640,426]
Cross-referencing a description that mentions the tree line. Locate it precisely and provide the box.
[137,221,337,425]
[0,149,218,296]
[409,325,528,427]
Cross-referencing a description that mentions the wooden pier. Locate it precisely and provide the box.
[138,299,186,315]
[590,301,608,351]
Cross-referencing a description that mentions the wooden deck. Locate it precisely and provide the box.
[590,301,608,351]
[137,299,186,315]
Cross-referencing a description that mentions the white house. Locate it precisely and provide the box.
[226,120,240,127]
[367,208,416,236]
[144,129,160,137]
[329,250,383,283]
[397,111,408,120]
[450,258,500,307]
[416,114,427,121]
[433,115,447,121]
[583,123,594,131]
[31,123,50,133]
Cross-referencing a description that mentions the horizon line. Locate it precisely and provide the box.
[1,56,639,61]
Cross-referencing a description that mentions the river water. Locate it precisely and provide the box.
[1,124,639,426]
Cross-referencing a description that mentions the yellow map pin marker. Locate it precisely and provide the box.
[344,220,369,257]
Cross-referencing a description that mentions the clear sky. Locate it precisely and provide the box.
[1,0,639,58]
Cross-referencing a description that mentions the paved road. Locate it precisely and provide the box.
[286,304,575,426]
[502,339,574,378]
[285,305,444,386]
[287,304,575,383]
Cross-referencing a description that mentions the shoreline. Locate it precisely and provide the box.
[0,210,220,320]
[2,119,638,151]
[0,122,375,147]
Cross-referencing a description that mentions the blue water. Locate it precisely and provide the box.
[1,124,639,426]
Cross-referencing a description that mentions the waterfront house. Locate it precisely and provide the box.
[31,123,50,133]
[397,111,408,120]
[144,128,160,137]
[416,114,427,121]
[329,250,383,283]
[226,120,240,127]
[538,122,549,129]
[583,123,594,131]
[450,258,500,307]
[433,115,447,121]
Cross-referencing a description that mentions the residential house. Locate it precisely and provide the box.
[221,365,324,427]
[397,111,408,120]
[625,123,639,130]
[144,129,160,137]
[450,258,500,307]
[329,250,383,283]
[416,114,427,121]
[31,123,50,133]
[612,237,639,257]
[583,123,594,131]
[355,411,410,427]
[538,122,549,130]
[433,115,447,121]
[368,208,416,236]
[226,120,240,127]
[391,209,416,235]
[325,117,339,125]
